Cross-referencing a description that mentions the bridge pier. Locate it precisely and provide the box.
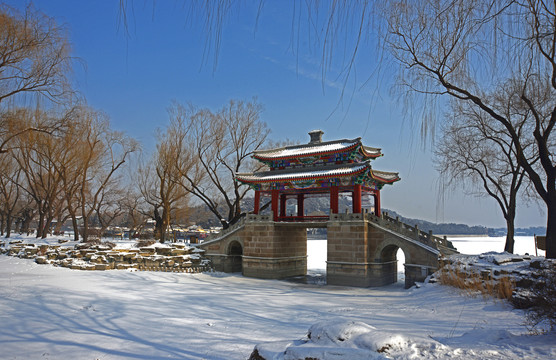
[327,213,399,287]
[404,264,435,288]
[242,220,307,279]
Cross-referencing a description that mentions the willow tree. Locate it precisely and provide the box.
[0,151,23,237]
[0,4,72,154]
[11,109,65,239]
[137,137,189,242]
[168,99,269,229]
[381,0,556,258]
[71,107,138,242]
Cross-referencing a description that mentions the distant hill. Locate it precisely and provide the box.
[383,209,546,236]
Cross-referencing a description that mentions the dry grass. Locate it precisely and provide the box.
[436,265,515,301]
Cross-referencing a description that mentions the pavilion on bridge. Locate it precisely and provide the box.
[236,130,400,220]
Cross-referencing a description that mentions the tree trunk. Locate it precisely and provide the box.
[20,209,33,235]
[82,216,89,242]
[5,213,12,238]
[71,215,79,241]
[36,211,44,238]
[164,206,171,243]
[504,217,515,254]
[546,191,556,259]
[153,207,164,242]
[41,214,53,239]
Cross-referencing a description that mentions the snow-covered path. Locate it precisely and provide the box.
[1,254,553,360]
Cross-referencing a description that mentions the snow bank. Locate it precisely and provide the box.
[251,301,556,360]
[252,320,410,360]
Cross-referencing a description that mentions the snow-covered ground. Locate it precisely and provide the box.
[0,234,554,359]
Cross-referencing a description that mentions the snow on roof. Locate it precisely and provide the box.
[236,162,399,184]
[254,139,358,160]
[236,162,369,183]
[254,138,382,160]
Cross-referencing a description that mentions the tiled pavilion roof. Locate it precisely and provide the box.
[236,161,400,184]
[253,138,382,161]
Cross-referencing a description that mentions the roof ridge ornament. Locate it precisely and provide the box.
[308,129,324,144]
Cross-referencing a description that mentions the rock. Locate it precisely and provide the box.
[61,259,72,267]
[25,247,39,256]
[248,349,266,360]
[516,277,534,288]
[171,249,187,256]
[155,247,172,256]
[530,260,543,269]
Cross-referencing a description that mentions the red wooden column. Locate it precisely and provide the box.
[280,194,287,218]
[253,190,260,214]
[375,190,381,217]
[297,194,304,218]
[353,184,362,214]
[271,189,279,221]
[330,185,339,214]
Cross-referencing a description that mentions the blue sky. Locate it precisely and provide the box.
[9,0,546,228]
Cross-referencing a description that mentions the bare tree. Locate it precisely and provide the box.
[0,4,72,106]
[15,195,35,235]
[68,107,138,242]
[137,135,188,242]
[94,185,126,238]
[170,99,269,228]
[380,0,556,257]
[0,152,23,237]
[12,109,65,238]
[435,97,537,253]
[0,4,74,161]
[119,188,148,239]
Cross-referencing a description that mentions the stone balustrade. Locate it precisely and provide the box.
[366,212,457,255]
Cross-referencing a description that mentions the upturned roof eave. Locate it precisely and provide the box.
[369,170,401,184]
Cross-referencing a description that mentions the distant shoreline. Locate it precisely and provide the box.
[441,234,490,238]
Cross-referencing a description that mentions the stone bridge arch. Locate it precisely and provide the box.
[199,224,246,273]
[376,242,408,283]
[227,240,243,273]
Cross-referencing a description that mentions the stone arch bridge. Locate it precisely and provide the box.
[198,212,457,288]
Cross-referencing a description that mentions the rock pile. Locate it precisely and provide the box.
[0,240,212,272]
[431,252,555,302]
